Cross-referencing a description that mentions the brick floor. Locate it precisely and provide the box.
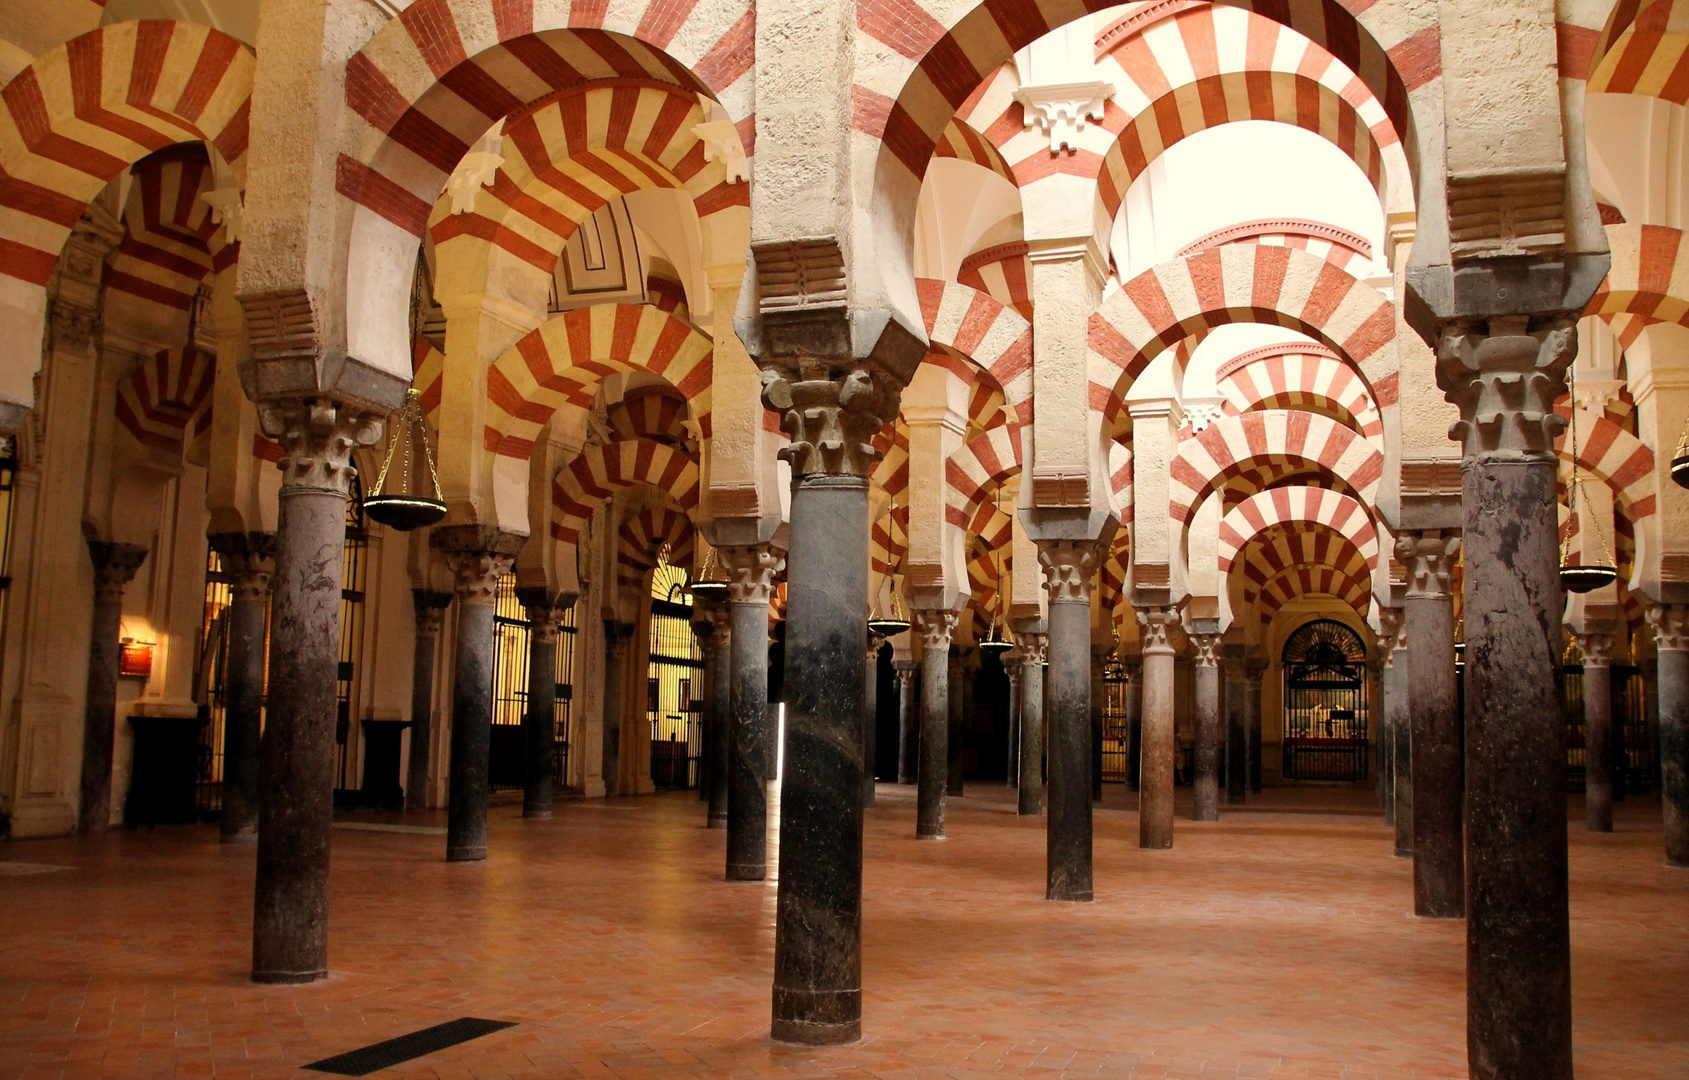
[1,784,1684,1079]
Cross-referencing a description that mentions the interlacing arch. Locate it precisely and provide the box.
[484,302,713,460]
[1212,342,1383,440]
[1551,404,1658,523]
[1217,488,1379,577]
[1169,411,1384,525]
[916,279,1033,425]
[550,438,699,544]
[0,20,252,410]
[115,343,217,455]
[1587,224,1689,347]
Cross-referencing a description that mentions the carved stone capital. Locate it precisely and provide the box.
[604,621,636,656]
[87,542,148,605]
[517,587,576,645]
[718,544,782,604]
[761,364,901,479]
[1019,632,1048,667]
[893,657,917,686]
[412,590,453,636]
[433,526,524,606]
[1244,659,1268,688]
[1575,632,1613,669]
[1189,633,1222,667]
[1037,538,1099,604]
[257,397,383,495]
[914,609,958,654]
[1136,606,1180,655]
[1437,315,1576,460]
[1375,606,1405,666]
[1395,531,1461,599]
[1648,603,1689,653]
[209,531,276,605]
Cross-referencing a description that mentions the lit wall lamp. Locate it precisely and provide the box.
[118,638,155,679]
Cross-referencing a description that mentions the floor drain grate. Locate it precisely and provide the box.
[303,1017,516,1076]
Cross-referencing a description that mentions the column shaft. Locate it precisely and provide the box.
[1124,656,1142,792]
[78,543,147,834]
[1042,541,1097,901]
[722,544,777,881]
[1225,667,1247,805]
[518,592,570,820]
[1138,610,1178,849]
[915,613,955,839]
[600,627,629,798]
[405,593,449,811]
[895,660,917,784]
[211,536,274,842]
[946,648,964,796]
[1399,533,1463,919]
[1018,639,1046,813]
[1191,636,1221,822]
[1651,607,1689,864]
[708,608,732,827]
[1090,647,1106,801]
[1005,656,1022,787]
[1578,634,1615,833]
[862,637,881,806]
[1392,642,1413,856]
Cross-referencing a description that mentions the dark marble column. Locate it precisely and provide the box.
[693,609,716,805]
[599,623,632,797]
[704,600,732,827]
[435,528,524,861]
[945,644,965,797]
[251,398,382,984]
[863,633,883,806]
[1373,609,1403,827]
[1017,634,1046,813]
[1091,644,1108,801]
[1224,655,1247,805]
[517,589,573,819]
[78,542,148,834]
[406,591,452,811]
[1004,650,1022,786]
[1398,531,1463,918]
[1439,315,1576,1077]
[1190,633,1222,822]
[1387,621,1412,855]
[1123,653,1142,791]
[210,535,274,843]
[894,657,917,784]
[914,610,957,839]
[761,349,905,1048]
[1575,631,1615,833]
[1038,540,1099,901]
[1136,606,1179,849]
[1648,605,1689,865]
[720,544,779,879]
[1245,660,1265,793]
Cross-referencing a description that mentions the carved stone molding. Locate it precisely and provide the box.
[1012,81,1112,152]
[1189,633,1221,667]
[1437,315,1576,460]
[761,365,901,479]
[87,542,148,605]
[1396,531,1461,599]
[718,544,782,604]
[1575,631,1613,668]
[1137,606,1180,654]
[1037,539,1099,604]
[914,609,958,653]
[412,590,453,637]
[1647,603,1689,653]
[752,238,846,312]
[692,119,749,183]
[257,398,383,495]
[1019,633,1048,667]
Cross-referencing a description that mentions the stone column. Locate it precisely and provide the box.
[1190,633,1222,822]
[1017,636,1046,813]
[1438,316,1576,1075]
[1224,657,1247,805]
[251,399,382,984]
[1039,540,1099,901]
[600,623,632,798]
[1091,644,1108,801]
[914,610,957,839]
[945,645,965,797]
[1136,606,1179,849]
[435,528,523,861]
[209,534,275,842]
[78,542,148,834]
[1576,631,1615,833]
[863,633,883,806]
[1004,650,1022,786]
[405,591,452,811]
[1373,609,1403,829]
[1387,618,1413,855]
[1397,531,1463,918]
[1246,660,1265,793]
[894,657,917,784]
[721,544,779,879]
[1123,654,1142,791]
[1648,604,1689,865]
[704,600,732,827]
[517,589,573,819]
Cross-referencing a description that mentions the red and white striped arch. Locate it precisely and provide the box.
[428,83,746,278]
[115,343,216,456]
[1588,224,1689,344]
[871,502,909,577]
[916,278,1033,423]
[931,116,1017,185]
[105,145,232,322]
[964,508,1013,614]
[1233,521,1373,600]
[1250,561,1373,623]
[1169,411,1384,526]
[1212,342,1383,441]
[1089,244,1396,412]
[956,242,1031,319]
[550,438,698,544]
[0,20,251,417]
[1177,219,1375,280]
[1552,405,1657,522]
[618,502,695,572]
[1583,0,1689,102]
[1218,488,1378,576]
[605,385,692,444]
[945,423,1020,535]
[485,302,712,460]
[871,422,910,501]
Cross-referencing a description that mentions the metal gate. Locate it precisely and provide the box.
[648,565,703,789]
[489,577,578,791]
[1564,663,1654,795]
[1101,658,1130,783]
[1280,619,1370,782]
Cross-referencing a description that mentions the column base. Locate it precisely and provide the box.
[771,990,861,1046]
[251,967,326,986]
[1046,888,1092,903]
[916,831,946,841]
[447,845,487,862]
[521,808,552,820]
[707,813,727,829]
[221,827,258,845]
[726,863,766,881]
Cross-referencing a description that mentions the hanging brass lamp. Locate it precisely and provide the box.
[1672,420,1689,490]
[1559,367,1618,593]
[867,583,911,638]
[361,388,448,531]
[978,551,1013,654]
[689,545,730,605]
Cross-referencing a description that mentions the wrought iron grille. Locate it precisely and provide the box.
[648,561,702,790]
[1563,664,1653,796]
[1101,658,1130,783]
[488,577,578,791]
[335,485,368,791]
[1280,619,1370,783]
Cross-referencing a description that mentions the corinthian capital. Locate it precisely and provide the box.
[1019,633,1048,667]
[1375,606,1405,666]
[1189,633,1221,667]
[257,397,383,495]
[87,542,148,604]
[412,590,453,636]
[913,609,958,653]
[761,365,901,479]
[1395,531,1461,599]
[1136,606,1180,654]
[433,526,525,606]
[1647,603,1689,653]
[1437,315,1576,460]
[517,587,576,645]
[1574,631,1613,668]
[718,544,783,604]
[1037,539,1099,604]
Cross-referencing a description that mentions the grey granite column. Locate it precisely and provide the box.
[1246,660,1265,793]
[1039,540,1099,900]
[1091,644,1108,801]
[704,600,732,827]
[894,657,917,784]
[79,542,148,834]
[1577,631,1615,833]
[721,544,779,879]
[435,528,523,861]
[210,535,274,843]
[946,644,965,796]
[914,610,957,839]
[692,608,716,804]
[251,399,382,984]
[517,589,573,819]
[863,633,883,806]
[1374,609,1403,829]
[1398,531,1463,918]
[599,623,632,797]
[1648,605,1689,865]
[1123,653,1142,791]
[1224,654,1247,805]
[1190,633,1222,822]
[1017,635,1046,813]
[405,591,451,811]
[1004,650,1022,786]
[1387,617,1412,855]
[1137,606,1179,849]
[1440,315,1576,1077]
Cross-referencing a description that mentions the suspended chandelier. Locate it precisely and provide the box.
[979,549,1013,654]
[1560,366,1618,594]
[688,545,730,605]
[867,580,911,638]
[360,388,448,531]
[1673,419,1689,490]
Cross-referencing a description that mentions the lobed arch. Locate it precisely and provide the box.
[1213,342,1384,440]
[338,0,754,389]
[0,19,252,424]
[1169,410,1384,526]
[550,437,698,545]
[1217,488,1379,577]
